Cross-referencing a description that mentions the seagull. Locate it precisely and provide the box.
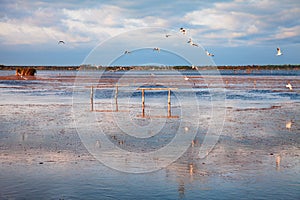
[187,38,198,47]
[276,47,283,56]
[205,50,214,57]
[165,34,171,38]
[286,82,292,90]
[58,40,65,44]
[192,65,198,70]
[286,121,292,130]
[124,50,131,54]
[184,76,189,81]
[153,47,160,52]
[179,27,186,35]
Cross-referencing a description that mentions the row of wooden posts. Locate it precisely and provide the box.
[90,85,178,118]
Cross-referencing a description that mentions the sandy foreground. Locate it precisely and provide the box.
[0,71,299,199]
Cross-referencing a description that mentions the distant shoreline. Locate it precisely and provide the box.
[0,64,299,71]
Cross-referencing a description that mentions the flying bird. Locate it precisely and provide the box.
[179,28,186,35]
[286,82,292,90]
[124,50,131,54]
[165,34,171,38]
[276,47,283,56]
[205,50,214,57]
[58,40,65,44]
[187,38,198,47]
[192,65,198,70]
[153,47,160,52]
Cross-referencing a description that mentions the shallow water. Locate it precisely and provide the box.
[0,70,299,199]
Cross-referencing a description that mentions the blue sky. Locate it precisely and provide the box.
[0,0,299,66]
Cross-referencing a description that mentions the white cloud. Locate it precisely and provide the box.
[183,0,300,46]
[0,19,89,45]
[273,26,300,40]
[62,5,125,26]
[0,0,299,48]
[0,3,171,46]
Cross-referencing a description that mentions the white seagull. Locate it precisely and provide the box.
[286,82,292,90]
[205,50,214,57]
[187,38,198,47]
[179,28,186,35]
[276,47,283,56]
[153,47,160,52]
[184,76,189,81]
[192,65,198,70]
[286,121,292,130]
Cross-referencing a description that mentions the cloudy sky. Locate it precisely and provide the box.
[0,0,299,66]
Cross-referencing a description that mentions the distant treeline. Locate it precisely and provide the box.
[216,64,299,70]
[0,64,299,71]
[0,65,80,71]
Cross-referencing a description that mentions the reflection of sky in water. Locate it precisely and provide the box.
[1,156,299,199]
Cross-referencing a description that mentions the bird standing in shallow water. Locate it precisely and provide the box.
[286,82,292,90]
[286,121,292,130]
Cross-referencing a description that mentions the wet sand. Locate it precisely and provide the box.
[0,70,299,199]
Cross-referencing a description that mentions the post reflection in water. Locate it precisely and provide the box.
[276,155,281,171]
[178,180,185,199]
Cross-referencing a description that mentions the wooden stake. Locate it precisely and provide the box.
[142,89,145,117]
[168,89,171,117]
[90,86,94,111]
[115,85,118,112]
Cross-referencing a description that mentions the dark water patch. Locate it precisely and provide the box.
[276,92,300,100]
[195,90,210,96]
[0,80,42,86]
[226,94,266,101]
[248,89,274,94]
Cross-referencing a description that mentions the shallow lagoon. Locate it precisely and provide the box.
[0,70,299,199]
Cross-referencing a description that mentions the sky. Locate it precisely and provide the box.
[0,0,299,66]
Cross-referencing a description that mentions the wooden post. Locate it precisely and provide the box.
[90,86,94,111]
[137,87,178,118]
[142,89,145,117]
[115,85,118,112]
[168,89,171,117]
